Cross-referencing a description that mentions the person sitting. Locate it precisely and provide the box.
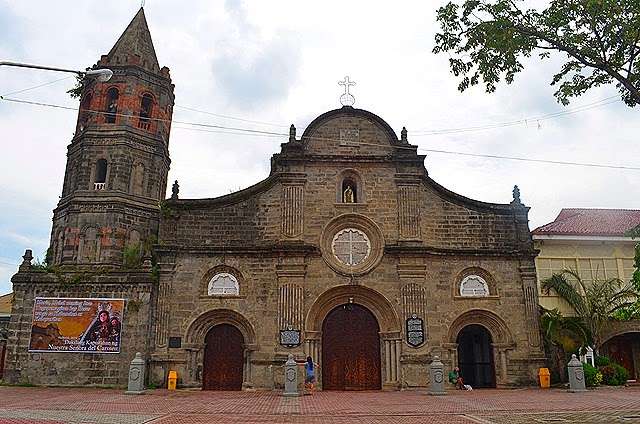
[449,367,464,390]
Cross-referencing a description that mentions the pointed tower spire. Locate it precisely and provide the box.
[103,7,160,73]
[49,7,174,267]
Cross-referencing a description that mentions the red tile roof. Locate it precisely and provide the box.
[532,208,640,237]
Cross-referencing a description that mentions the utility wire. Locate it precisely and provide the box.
[419,148,640,171]
[1,96,636,171]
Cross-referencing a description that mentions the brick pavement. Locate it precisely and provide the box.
[0,386,638,423]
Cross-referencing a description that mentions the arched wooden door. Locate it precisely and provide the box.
[322,304,381,390]
[202,324,244,390]
[457,324,496,388]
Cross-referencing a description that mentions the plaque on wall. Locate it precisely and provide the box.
[280,325,301,347]
[406,315,424,347]
[169,336,182,348]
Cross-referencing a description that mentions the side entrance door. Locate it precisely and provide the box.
[202,324,244,390]
[457,324,496,388]
[322,304,381,390]
[606,336,636,381]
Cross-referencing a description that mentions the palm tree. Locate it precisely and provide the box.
[540,307,592,381]
[541,269,639,352]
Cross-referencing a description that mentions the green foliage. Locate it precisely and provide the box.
[151,264,160,283]
[433,0,640,106]
[540,307,593,352]
[147,381,159,390]
[541,269,640,350]
[30,249,53,271]
[599,363,628,385]
[67,73,84,99]
[582,363,600,387]
[55,269,90,287]
[123,243,142,269]
[595,355,612,367]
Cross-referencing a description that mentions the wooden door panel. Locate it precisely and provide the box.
[322,304,381,390]
[203,324,243,390]
[608,338,635,381]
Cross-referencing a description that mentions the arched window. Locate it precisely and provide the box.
[79,93,92,131]
[208,273,239,296]
[94,159,107,190]
[138,93,153,130]
[460,275,490,297]
[105,88,119,123]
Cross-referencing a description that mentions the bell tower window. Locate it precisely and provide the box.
[105,88,119,123]
[138,93,153,130]
[79,93,92,132]
[94,159,108,190]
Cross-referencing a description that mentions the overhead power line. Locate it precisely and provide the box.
[1,96,636,171]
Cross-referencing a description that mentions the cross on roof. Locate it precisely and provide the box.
[339,76,356,106]
[339,76,356,95]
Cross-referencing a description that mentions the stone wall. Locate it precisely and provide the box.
[5,268,154,387]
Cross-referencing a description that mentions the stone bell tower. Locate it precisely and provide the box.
[49,8,175,266]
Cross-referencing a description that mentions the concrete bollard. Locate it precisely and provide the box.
[567,354,587,392]
[429,356,447,396]
[282,354,299,397]
[125,352,146,395]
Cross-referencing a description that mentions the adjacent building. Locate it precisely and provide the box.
[532,208,640,381]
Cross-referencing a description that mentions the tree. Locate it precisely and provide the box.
[541,269,639,351]
[540,307,592,381]
[433,0,640,106]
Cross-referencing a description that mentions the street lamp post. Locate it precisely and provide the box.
[0,61,113,82]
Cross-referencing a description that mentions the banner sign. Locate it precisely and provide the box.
[29,298,124,354]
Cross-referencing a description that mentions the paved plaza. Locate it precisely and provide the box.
[0,385,639,423]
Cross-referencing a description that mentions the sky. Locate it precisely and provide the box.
[0,1,638,296]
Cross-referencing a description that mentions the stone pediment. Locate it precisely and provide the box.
[294,107,410,157]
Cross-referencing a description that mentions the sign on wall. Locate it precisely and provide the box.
[29,298,124,354]
[406,314,424,347]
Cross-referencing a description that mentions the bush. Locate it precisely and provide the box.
[583,363,599,387]
[599,363,629,385]
[595,355,612,367]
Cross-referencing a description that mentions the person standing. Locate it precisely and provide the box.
[298,356,319,395]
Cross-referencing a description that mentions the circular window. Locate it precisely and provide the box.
[332,228,371,265]
[321,214,383,276]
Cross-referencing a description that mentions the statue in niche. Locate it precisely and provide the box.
[343,185,354,203]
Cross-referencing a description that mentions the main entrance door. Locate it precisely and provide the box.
[202,324,244,390]
[457,324,496,388]
[322,304,381,390]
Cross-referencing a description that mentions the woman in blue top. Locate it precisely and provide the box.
[298,356,319,395]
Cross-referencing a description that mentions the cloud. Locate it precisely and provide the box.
[210,1,302,109]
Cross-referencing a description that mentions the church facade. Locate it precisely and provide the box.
[5,8,545,390]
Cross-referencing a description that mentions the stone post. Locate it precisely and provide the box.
[282,354,299,397]
[429,356,446,396]
[125,352,146,395]
[567,354,587,392]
